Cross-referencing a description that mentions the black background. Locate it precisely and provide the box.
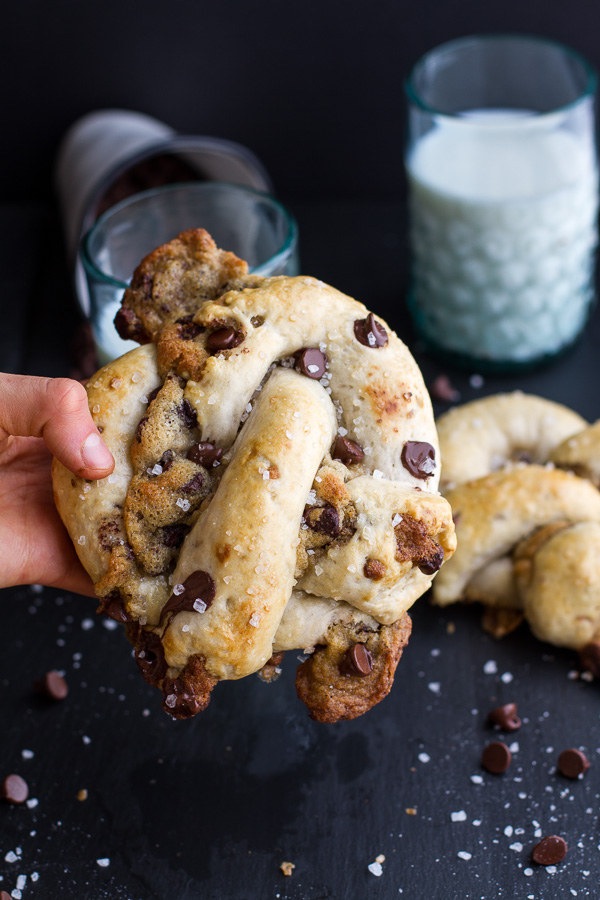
[2,2,600,899]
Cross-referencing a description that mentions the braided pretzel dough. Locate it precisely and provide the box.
[53,229,455,721]
[436,392,587,491]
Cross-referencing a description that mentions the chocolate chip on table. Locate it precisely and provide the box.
[481,740,512,774]
[332,435,365,464]
[578,640,600,677]
[206,326,244,352]
[401,441,436,479]
[531,834,568,866]
[1,773,29,804]
[295,347,327,379]
[557,748,590,779]
[160,570,217,624]
[341,643,373,676]
[354,313,388,348]
[36,670,69,701]
[488,702,521,732]
[186,442,223,467]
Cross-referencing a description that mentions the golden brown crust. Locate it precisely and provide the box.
[295,614,412,723]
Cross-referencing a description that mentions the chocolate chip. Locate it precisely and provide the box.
[488,702,521,732]
[557,748,590,779]
[363,558,386,580]
[531,835,568,866]
[36,670,68,701]
[354,313,388,348]
[114,306,149,343]
[134,631,167,685]
[186,442,223,467]
[417,545,445,575]
[162,677,205,718]
[1,773,29,804]
[250,315,265,328]
[98,591,129,623]
[178,399,198,429]
[341,643,373,676]
[481,740,512,774]
[332,435,365,464]
[206,326,244,352]
[157,449,175,472]
[181,472,205,494]
[162,523,189,548]
[401,441,436,479]
[304,504,340,537]
[295,347,327,379]
[160,570,216,624]
[579,641,600,677]
[135,415,148,442]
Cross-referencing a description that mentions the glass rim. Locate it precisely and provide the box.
[80,180,298,289]
[404,33,598,120]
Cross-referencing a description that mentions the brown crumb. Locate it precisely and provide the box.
[405,807,418,816]
[280,861,295,876]
[446,622,456,635]
[77,789,88,802]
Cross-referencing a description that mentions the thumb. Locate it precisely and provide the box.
[0,373,114,479]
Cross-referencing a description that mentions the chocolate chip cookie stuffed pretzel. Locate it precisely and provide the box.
[53,229,456,721]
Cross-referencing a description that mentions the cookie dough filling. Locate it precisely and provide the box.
[53,228,455,720]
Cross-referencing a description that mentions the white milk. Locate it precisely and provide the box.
[406,111,598,364]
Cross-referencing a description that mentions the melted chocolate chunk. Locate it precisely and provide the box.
[340,643,373,677]
[401,441,436,479]
[531,835,568,866]
[179,400,198,429]
[488,702,522,731]
[98,591,129,623]
[160,570,216,624]
[177,317,204,340]
[186,442,223,467]
[181,472,205,494]
[207,326,244,352]
[417,544,444,575]
[557,748,590,779]
[162,523,189,548]
[114,306,149,343]
[353,313,388,348]
[134,631,167,685]
[295,347,327,379]
[304,504,340,537]
[332,435,365,464]
[157,449,175,472]
[481,740,512,774]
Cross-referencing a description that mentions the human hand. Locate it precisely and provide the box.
[0,373,114,594]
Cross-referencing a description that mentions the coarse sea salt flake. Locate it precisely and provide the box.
[151,464,163,476]
[77,535,86,546]
[249,613,261,627]
[176,498,191,511]
[483,660,498,674]
[367,861,383,877]
[96,858,110,867]
[392,513,402,526]
[451,810,467,822]
[173,583,185,596]
[457,851,472,861]
[193,599,207,614]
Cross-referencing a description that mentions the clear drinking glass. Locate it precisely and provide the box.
[81,182,299,363]
[405,34,598,371]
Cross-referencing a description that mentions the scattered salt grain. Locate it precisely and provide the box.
[131,372,141,383]
[428,682,441,695]
[483,660,498,674]
[392,513,403,526]
[176,498,191,511]
[172,583,185,596]
[77,535,86,546]
[367,861,383,877]
[418,753,430,764]
[501,671,514,684]
[96,858,110,868]
[470,775,484,785]
[248,613,261,628]
[151,464,163,476]
[193,599,207,614]
[457,851,472,861]
[451,810,467,822]
[81,618,94,630]
[21,749,34,760]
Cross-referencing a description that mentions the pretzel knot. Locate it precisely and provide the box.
[53,229,455,721]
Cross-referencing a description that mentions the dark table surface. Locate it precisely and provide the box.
[1,198,600,900]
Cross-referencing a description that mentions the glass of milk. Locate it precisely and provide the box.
[405,35,598,370]
[80,182,299,365]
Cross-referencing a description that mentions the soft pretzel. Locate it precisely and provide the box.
[550,420,600,487]
[436,392,587,491]
[53,229,455,721]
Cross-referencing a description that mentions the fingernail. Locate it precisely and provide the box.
[81,431,113,471]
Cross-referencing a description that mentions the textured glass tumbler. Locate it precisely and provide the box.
[81,182,299,363]
[405,35,598,371]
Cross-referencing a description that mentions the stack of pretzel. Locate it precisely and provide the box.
[432,392,600,674]
[53,229,456,721]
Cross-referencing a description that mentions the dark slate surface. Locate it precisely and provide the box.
[1,201,599,899]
